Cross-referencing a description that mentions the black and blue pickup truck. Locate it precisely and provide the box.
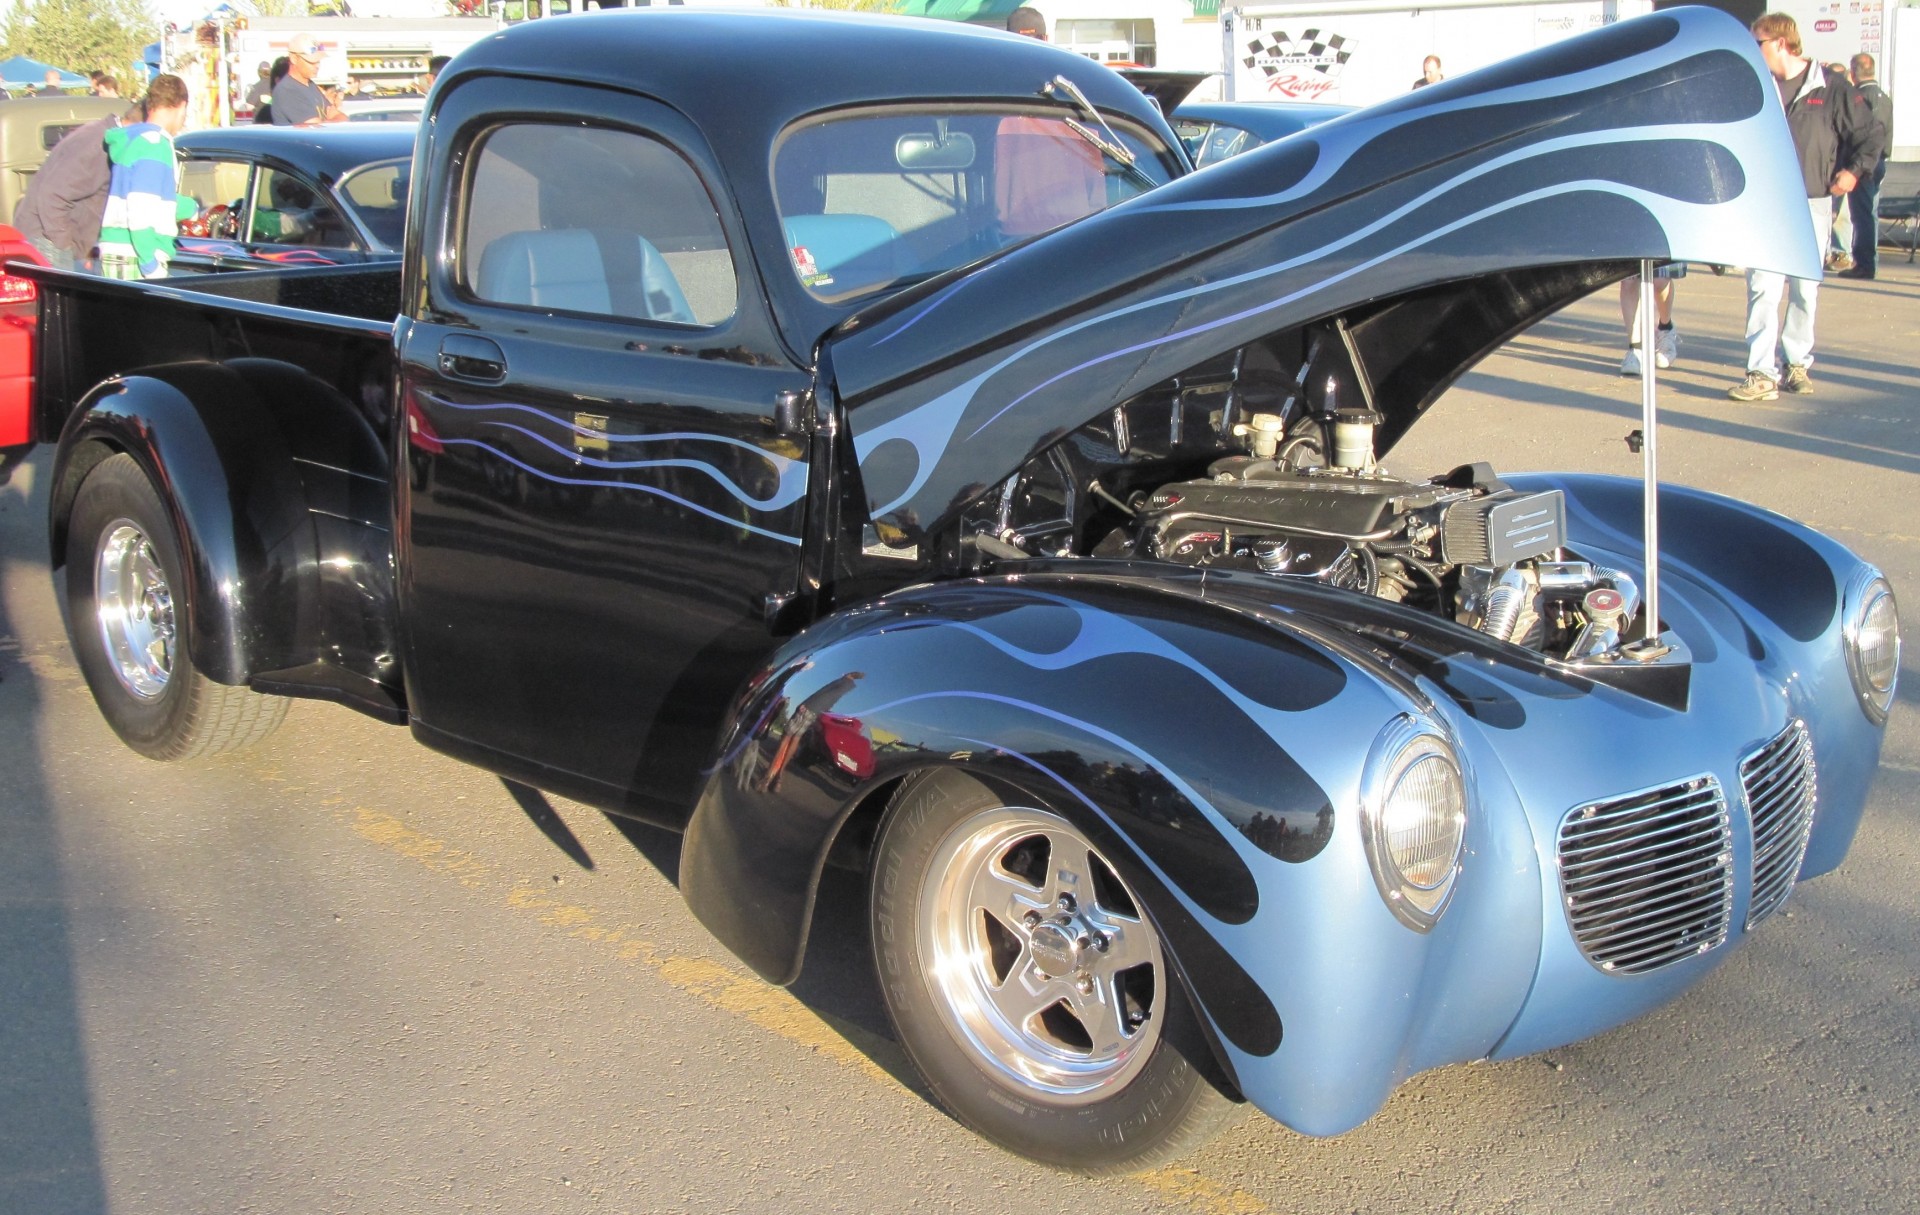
[21,8,1897,1173]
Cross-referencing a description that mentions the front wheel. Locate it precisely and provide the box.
[64,453,287,760]
[871,771,1237,1173]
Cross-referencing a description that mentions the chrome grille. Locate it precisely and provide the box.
[1742,721,1817,929]
[1558,777,1732,975]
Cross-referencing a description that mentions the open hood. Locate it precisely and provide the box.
[835,8,1817,543]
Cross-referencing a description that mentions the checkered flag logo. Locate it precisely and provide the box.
[1243,28,1353,77]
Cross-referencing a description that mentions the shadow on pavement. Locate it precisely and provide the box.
[502,778,595,870]
[0,449,108,1215]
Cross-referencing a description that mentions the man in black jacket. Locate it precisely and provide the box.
[1839,53,1893,279]
[13,108,130,270]
[1730,13,1885,401]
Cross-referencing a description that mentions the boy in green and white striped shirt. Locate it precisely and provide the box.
[98,74,192,280]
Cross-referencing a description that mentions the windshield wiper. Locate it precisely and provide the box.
[1040,75,1158,190]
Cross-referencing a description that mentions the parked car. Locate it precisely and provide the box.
[20,7,1899,1175]
[1172,99,1356,166]
[0,221,46,469]
[173,123,415,271]
[341,94,426,123]
[0,95,125,227]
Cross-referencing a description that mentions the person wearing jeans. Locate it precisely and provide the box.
[1840,53,1893,280]
[1730,14,1883,402]
[1743,197,1830,396]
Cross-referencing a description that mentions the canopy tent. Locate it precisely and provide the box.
[0,55,90,90]
[894,0,1027,26]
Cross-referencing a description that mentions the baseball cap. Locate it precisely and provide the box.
[287,34,322,60]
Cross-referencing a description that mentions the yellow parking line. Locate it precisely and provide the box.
[333,802,1276,1213]
[338,803,908,1091]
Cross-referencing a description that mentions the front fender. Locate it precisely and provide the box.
[1527,471,1892,879]
[681,572,1547,1134]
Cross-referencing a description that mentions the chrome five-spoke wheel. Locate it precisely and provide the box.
[871,771,1234,1173]
[64,453,287,760]
[920,806,1164,1099]
[94,519,177,700]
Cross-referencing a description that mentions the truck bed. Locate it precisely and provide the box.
[28,262,399,449]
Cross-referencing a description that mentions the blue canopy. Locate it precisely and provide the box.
[0,55,90,89]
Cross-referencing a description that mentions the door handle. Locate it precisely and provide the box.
[438,334,507,384]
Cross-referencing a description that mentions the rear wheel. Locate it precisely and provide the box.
[64,453,287,760]
[871,770,1236,1173]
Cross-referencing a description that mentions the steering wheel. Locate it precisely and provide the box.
[197,202,237,240]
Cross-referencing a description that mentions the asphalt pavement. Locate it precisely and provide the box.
[2,258,1916,1214]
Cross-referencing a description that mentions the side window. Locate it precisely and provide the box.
[339,160,409,250]
[460,123,737,327]
[177,157,253,238]
[251,167,356,250]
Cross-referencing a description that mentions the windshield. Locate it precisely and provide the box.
[773,105,1178,304]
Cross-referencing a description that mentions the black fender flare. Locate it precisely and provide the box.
[50,359,386,687]
[681,572,1366,1067]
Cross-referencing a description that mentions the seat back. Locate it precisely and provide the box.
[782,213,913,295]
[476,229,695,323]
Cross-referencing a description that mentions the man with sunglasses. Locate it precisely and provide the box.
[1730,13,1885,401]
[272,33,345,127]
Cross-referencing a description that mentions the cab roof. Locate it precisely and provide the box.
[442,9,1172,149]
[175,123,417,180]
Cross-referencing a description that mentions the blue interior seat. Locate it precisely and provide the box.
[477,229,695,323]
[782,213,915,294]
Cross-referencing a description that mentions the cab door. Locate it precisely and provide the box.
[395,78,812,820]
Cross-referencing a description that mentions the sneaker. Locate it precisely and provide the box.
[1654,327,1678,368]
[1728,370,1778,401]
[1783,364,1813,394]
[1620,346,1643,376]
[1837,266,1876,280]
[1826,252,1855,273]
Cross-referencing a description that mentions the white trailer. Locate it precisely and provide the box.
[235,16,499,98]
[1221,0,1649,108]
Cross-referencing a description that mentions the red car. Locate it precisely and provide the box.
[0,222,48,458]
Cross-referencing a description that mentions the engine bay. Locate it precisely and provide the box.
[946,321,1648,666]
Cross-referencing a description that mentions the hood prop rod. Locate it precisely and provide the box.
[1628,261,1668,659]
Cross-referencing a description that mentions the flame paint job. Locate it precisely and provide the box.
[28,7,1893,1146]
[835,12,1819,542]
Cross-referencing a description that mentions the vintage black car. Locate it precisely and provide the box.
[20,8,1899,1175]
[172,123,414,272]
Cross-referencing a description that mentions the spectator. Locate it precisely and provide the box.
[1006,7,1046,40]
[13,97,143,270]
[1825,63,1857,271]
[1413,56,1444,89]
[93,75,119,99]
[424,55,452,90]
[1729,14,1881,401]
[36,69,64,96]
[1618,264,1684,375]
[97,74,192,280]
[272,34,344,126]
[1838,53,1893,280]
[244,60,273,112]
[253,58,289,124]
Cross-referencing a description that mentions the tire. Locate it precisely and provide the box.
[871,770,1237,1174]
[64,453,288,760]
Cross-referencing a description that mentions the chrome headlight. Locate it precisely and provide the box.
[1360,716,1469,932]
[1843,568,1900,724]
